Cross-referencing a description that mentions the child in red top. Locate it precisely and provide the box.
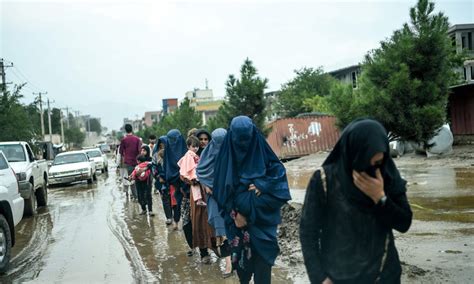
[130,154,154,215]
[178,136,206,206]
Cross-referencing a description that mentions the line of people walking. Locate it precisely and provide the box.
[116,117,291,283]
[116,117,412,283]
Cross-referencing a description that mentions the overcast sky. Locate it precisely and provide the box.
[1,0,472,130]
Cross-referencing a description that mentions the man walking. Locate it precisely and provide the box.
[120,124,142,200]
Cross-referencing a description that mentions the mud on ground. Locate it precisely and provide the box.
[278,145,474,283]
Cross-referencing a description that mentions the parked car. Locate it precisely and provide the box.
[0,142,49,216]
[48,151,97,186]
[85,148,108,173]
[0,151,25,273]
[97,143,111,153]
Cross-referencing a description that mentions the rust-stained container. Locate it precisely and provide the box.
[449,84,474,136]
[266,116,340,159]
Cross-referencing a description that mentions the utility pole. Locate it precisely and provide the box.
[33,92,48,138]
[63,107,70,128]
[47,98,53,142]
[0,58,13,94]
[60,110,65,144]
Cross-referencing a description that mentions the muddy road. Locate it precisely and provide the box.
[283,146,474,283]
[0,164,304,283]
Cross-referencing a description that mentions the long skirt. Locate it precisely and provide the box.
[190,184,213,249]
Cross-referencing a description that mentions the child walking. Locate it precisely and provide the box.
[130,154,154,216]
[178,136,206,206]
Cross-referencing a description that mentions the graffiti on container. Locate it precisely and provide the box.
[282,124,306,148]
[282,121,323,148]
[308,122,322,136]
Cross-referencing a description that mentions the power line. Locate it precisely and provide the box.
[11,65,44,91]
[7,68,39,92]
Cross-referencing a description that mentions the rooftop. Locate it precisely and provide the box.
[448,23,474,34]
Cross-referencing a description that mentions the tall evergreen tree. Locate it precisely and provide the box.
[208,58,268,132]
[330,0,462,143]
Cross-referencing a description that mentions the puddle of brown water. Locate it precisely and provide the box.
[287,165,474,224]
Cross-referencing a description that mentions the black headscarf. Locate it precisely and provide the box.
[322,119,406,209]
[141,145,152,161]
[195,129,212,156]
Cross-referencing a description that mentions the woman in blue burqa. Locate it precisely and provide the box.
[152,135,174,225]
[299,119,412,284]
[163,129,187,229]
[213,116,291,284]
[196,128,233,278]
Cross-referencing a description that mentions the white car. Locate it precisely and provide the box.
[0,151,24,273]
[85,148,108,173]
[48,151,97,185]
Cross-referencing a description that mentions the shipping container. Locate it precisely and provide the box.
[266,116,340,160]
[449,84,474,136]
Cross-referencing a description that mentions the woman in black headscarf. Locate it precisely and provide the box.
[195,129,212,156]
[300,119,412,284]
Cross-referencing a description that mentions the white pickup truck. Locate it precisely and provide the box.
[0,150,24,273]
[0,142,49,216]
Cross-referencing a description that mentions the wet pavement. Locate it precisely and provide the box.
[3,157,472,283]
[0,163,305,283]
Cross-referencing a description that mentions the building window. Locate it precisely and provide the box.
[351,71,357,88]
[464,67,467,81]
[471,66,474,80]
[469,32,473,50]
[462,36,466,49]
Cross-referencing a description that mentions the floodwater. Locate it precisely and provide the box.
[0,164,305,283]
[286,165,474,223]
[286,162,474,283]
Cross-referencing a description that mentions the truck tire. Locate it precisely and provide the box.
[104,165,108,172]
[0,215,12,274]
[23,187,36,217]
[93,172,97,181]
[36,182,48,207]
[87,171,93,184]
[101,168,105,174]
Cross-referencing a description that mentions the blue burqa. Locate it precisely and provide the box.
[164,129,187,184]
[196,128,227,237]
[152,136,167,181]
[152,135,167,156]
[213,116,291,266]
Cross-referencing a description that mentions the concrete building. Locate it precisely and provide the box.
[328,65,361,89]
[264,91,281,122]
[122,118,143,133]
[143,111,161,127]
[448,24,474,84]
[186,88,214,106]
[448,23,474,141]
[162,98,178,115]
[194,100,224,125]
[184,88,223,125]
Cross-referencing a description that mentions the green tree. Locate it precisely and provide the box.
[276,67,334,118]
[64,127,85,148]
[208,58,268,132]
[88,118,102,135]
[0,84,39,142]
[330,0,462,143]
[42,108,61,134]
